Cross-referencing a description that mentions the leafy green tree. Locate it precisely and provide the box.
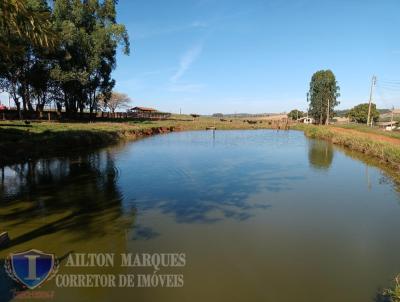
[51,0,130,116]
[0,0,129,117]
[307,70,340,125]
[0,0,54,114]
[347,103,379,124]
[0,0,56,58]
[287,109,304,120]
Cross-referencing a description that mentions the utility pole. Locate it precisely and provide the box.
[391,106,394,124]
[367,75,376,127]
[326,98,330,125]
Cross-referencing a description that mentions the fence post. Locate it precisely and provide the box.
[48,112,51,121]
[2,112,5,120]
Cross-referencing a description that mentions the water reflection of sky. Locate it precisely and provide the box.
[116,131,309,224]
[2,130,400,302]
[2,130,400,237]
[114,130,400,228]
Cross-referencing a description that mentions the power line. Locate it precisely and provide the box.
[376,85,400,92]
[379,78,400,84]
[375,81,398,111]
[379,82,400,87]
[380,82,400,86]
[376,85,391,107]
[378,81,400,87]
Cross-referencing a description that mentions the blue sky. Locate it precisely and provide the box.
[1,0,398,114]
[112,0,400,114]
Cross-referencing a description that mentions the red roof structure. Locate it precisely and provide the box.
[127,106,171,120]
[130,106,157,112]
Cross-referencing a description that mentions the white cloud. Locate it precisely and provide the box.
[170,42,203,83]
[191,21,208,28]
[169,83,205,93]
[133,22,208,40]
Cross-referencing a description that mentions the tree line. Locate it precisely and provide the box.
[0,0,130,117]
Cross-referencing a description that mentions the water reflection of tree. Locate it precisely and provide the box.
[339,146,400,195]
[308,139,334,170]
[0,151,135,250]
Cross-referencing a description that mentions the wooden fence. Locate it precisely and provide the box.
[0,109,171,121]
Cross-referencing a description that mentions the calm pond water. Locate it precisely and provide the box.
[1,130,400,302]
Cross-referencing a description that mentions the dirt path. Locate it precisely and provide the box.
[329,126,400,145]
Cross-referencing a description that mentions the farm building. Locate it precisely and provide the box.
[377,121,399,131]
[297,117,315,124]
[127,107,171,120]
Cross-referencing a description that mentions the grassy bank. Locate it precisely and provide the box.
[0,121,141,165]
[294,124,400,170]
[3,117,400,170]
[0,116,282,165]
[335,123,400,140]
[382,275,400,302]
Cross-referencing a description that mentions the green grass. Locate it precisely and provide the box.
[0,116,285,165]
[382,275,400,302]
[126,115,289,130]
[0,121,132,165]
[293,124,400,170]
[3,117,400,171]
[335,123,400,140]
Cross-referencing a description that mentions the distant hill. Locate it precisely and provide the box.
[212,113,286,118]
[380,109,400,122]
[334,110,350,117]
[211,109,397,121]
[335,108,391,117]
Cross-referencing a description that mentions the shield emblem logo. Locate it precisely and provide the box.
[10,249,55,289]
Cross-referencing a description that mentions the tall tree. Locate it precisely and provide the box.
[307,70,340,125]
[51,0,130,116]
